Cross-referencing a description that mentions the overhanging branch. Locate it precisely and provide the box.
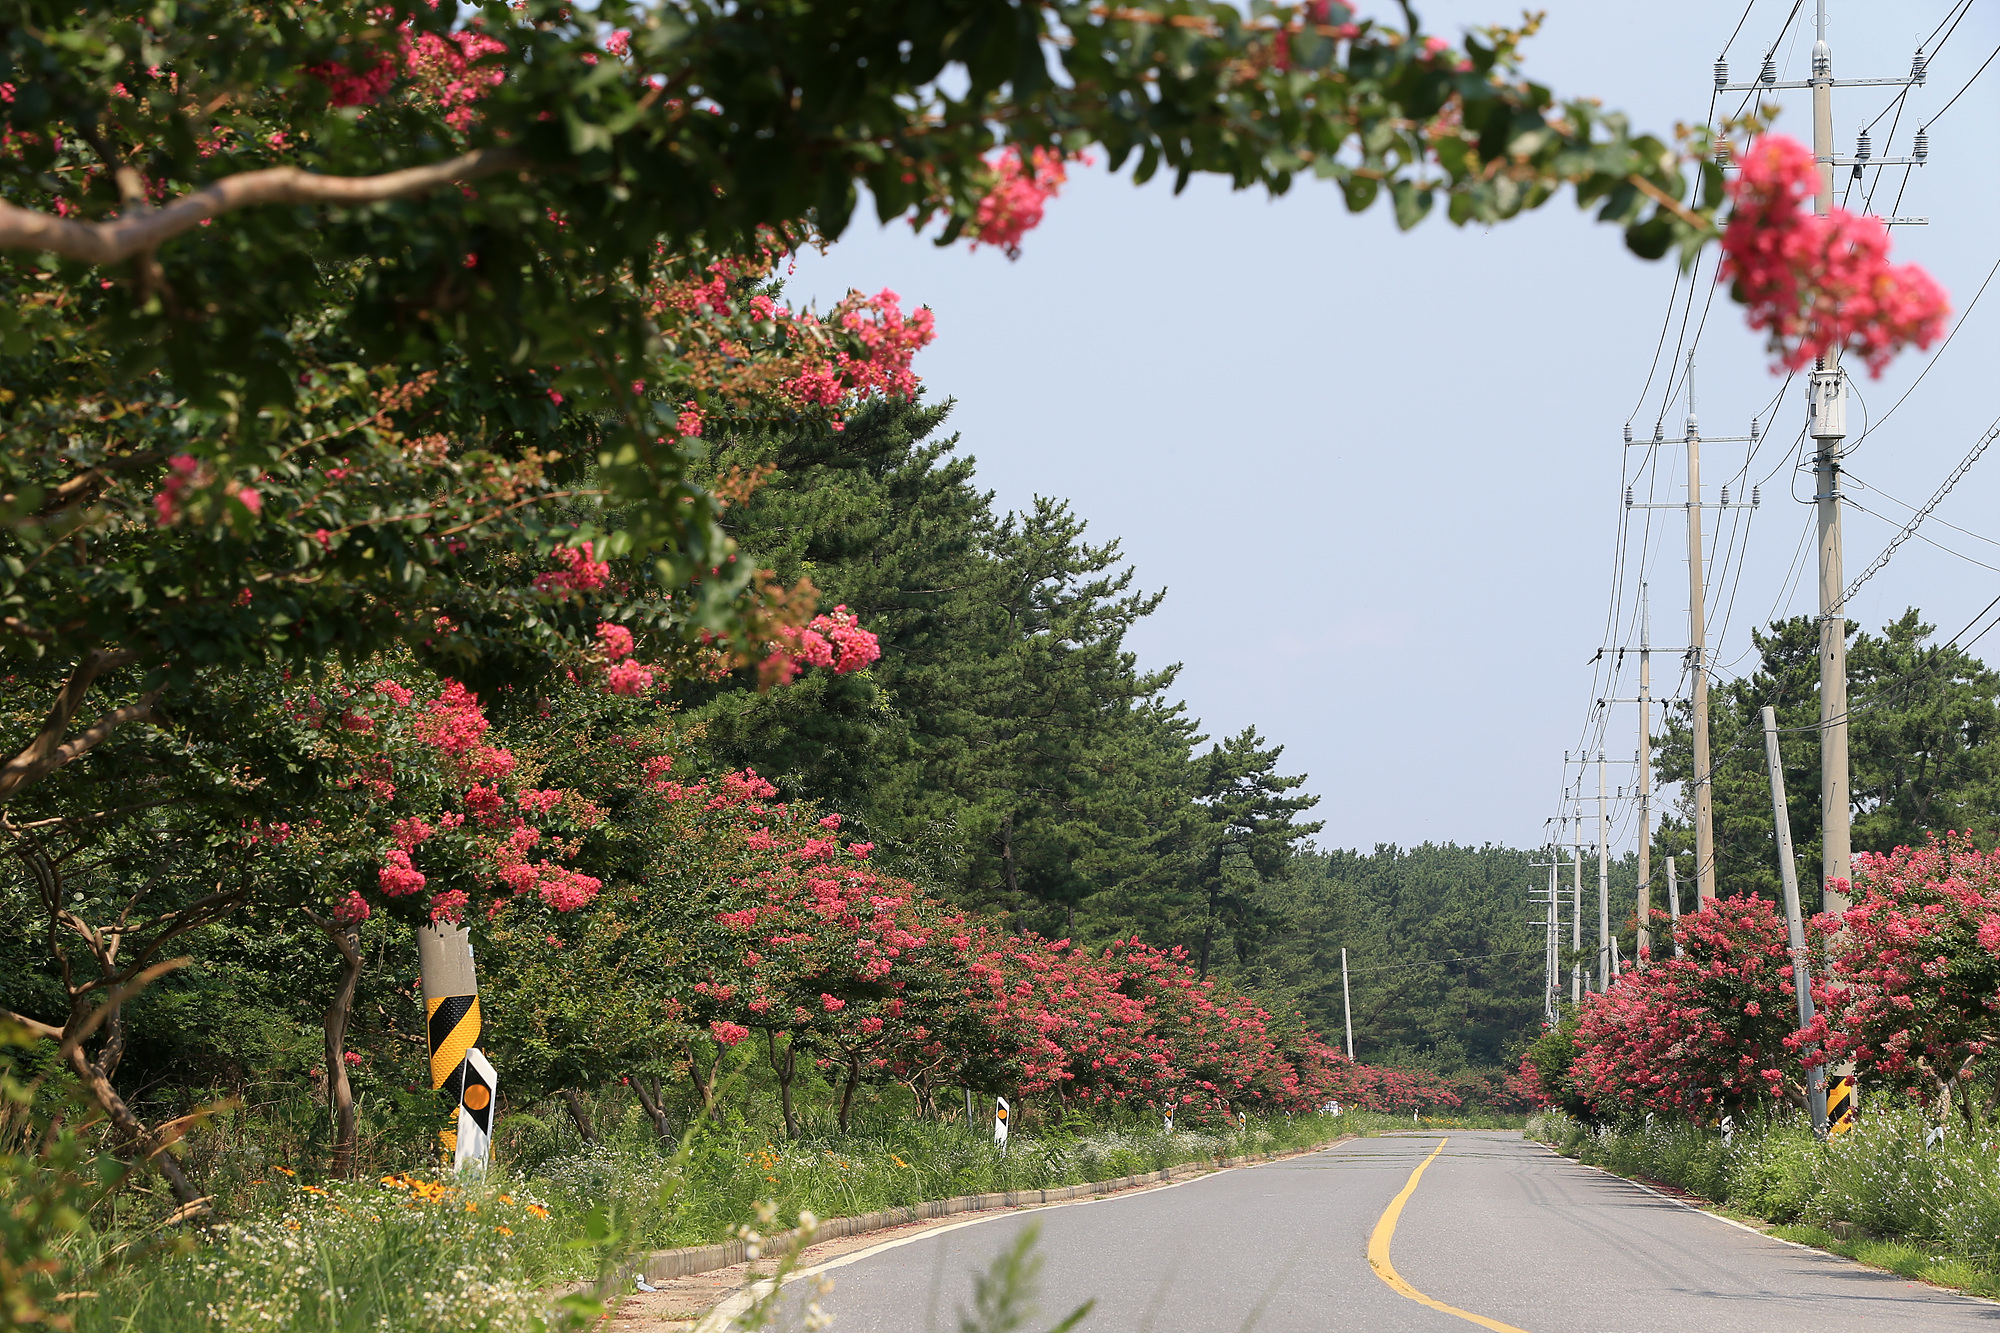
[0,148,531,265]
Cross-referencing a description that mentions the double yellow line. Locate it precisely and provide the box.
[1366,1138,1536,1333]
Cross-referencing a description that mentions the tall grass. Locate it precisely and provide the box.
[56,1109,1378,1332]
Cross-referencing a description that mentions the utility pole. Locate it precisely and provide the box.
[1597,753,1611,988]
[1625,381,1758,907]
[1571,805,1584,998]
[1761,706,1830,1133]
[1685,381,1717,904]
[1547,856,1560,1017]
[1810,2,1852,914]
[1341,947,1354,1060]
[1635,585,1653,963]
[1717,3,1930,913]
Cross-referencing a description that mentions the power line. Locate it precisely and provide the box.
[1842,415,2000,609]
[1852,254,2000,448]
[1926,42,2000,128]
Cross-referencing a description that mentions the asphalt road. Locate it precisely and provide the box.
[771,1131,2000,1333]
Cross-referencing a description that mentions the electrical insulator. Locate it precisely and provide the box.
[1715,141,1732,166]
[1715,58,1729,88]
[1813,41,1831,78]
[1623,423,1633,444]
[1720,485,1730,506]
[1653,421,1664,443]
[1912,49,1928,85]
[1852,130,1871,180]
[1752,485,1762,508]
[1625,486,1634,508]
[1760,52,1778,84]
[1685,412,1699,440]
[1914,127,1929,161]
[1751,416,1760,439]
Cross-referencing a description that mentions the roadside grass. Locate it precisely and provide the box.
[51,1109,1398,1332]
[1528,1109,2000,1301]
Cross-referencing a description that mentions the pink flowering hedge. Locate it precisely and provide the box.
[1531,833,2000,1122]
[293,665,1464,1129]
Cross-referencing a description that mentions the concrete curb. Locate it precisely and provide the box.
[572,1133,1356,1306]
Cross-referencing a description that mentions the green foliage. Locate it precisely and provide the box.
[680,397,1321,945]
[1654,611,2000,898]
[1265,844,1547,1067]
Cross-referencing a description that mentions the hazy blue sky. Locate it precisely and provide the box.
[788,1,2000,857]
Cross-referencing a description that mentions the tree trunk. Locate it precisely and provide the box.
[767,1029,798,1138]
[837,1059,861,1135]
[630,1075,673,1143]
[686,1042,721,1119]
[563,1088,598,1145]
[62,1037,204,1207]
[998,812,1020,902]
[303,909,364,1178]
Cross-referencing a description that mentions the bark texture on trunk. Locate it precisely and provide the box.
[836,1059,861,1135]
[562,1088,598,1145]
[767,1029,799,1138]
[630,1075,674,1143]
[304,908,364,1178]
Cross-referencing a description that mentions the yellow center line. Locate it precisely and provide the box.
[1366,1137,1537,1333]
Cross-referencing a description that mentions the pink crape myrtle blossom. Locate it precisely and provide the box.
[605,658,657,697]
[596,622,635,661]
[1720,134,1949,375]
[330,891,372,925]
[534,541,610,595]
[760,605,882,685]
[969,147,1077,260]
[378,850,427,897]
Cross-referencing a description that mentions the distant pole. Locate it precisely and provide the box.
[1761,706,1830,1134]
[1546,857,1560,1019]
[1666,855,1682,957]
[1341,947,1354,1059]
[1686,378,1718,903]
[1635,586,1653,964]
[1597,754,1611,987]
[1571,811,1584,999]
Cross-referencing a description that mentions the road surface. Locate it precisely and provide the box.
[768,1131,1998,1333]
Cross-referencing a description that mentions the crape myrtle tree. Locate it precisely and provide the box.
[1801,834,2000,1126]
[1551,894,1832,1122]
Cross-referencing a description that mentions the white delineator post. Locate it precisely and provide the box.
[1761,706,1830,1134]
[993,1095,1009,1154]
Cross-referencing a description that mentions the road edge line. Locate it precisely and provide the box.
[1522,1139,2000,1308]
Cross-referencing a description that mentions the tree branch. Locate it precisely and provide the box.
[0,672,162,804]
[0,148,530,265]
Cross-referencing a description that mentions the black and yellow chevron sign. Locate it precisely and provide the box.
[1826,1076,1856,1135]
[426,993,481,1092]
